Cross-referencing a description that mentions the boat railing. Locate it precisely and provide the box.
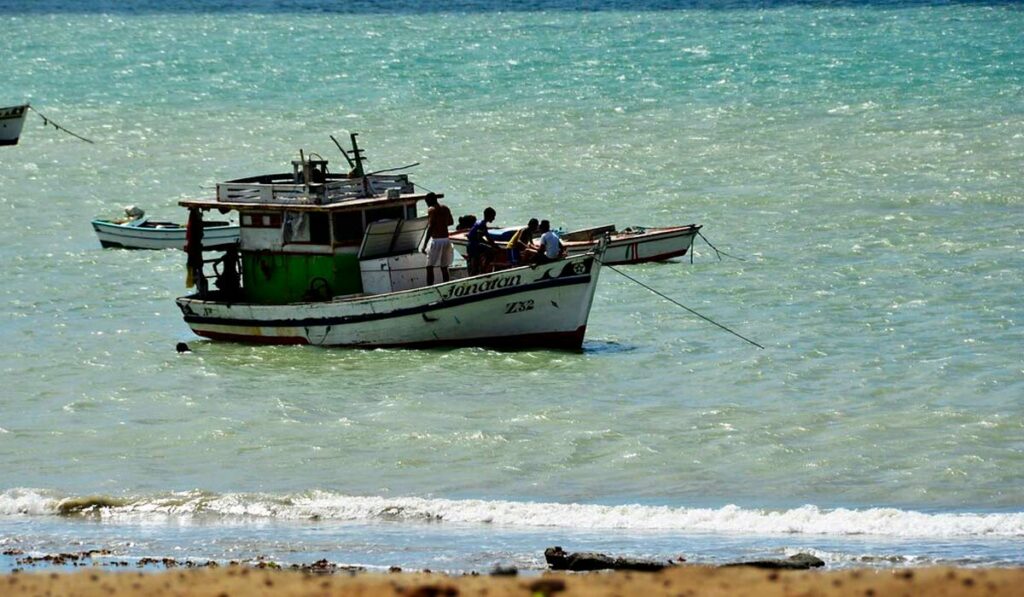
[216,174,414,206]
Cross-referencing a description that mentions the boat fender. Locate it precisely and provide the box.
[305,277,332,302]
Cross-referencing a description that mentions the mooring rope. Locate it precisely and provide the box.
[413,181,438,194]
[366,162,420,176]
[28,106,95,144]
[599,259,764,349]
[698,230,746,262]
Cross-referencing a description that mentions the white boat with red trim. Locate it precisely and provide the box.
[175,135,605,350]
[451,223,701,267]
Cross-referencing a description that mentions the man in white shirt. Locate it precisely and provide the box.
[534,220,564,265]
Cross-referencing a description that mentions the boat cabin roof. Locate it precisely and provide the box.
[179,191,438,214]
[179,164,442,213]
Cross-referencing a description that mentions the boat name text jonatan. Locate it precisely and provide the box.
[441,274,523,300]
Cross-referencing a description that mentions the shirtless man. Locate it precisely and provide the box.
[424,193,454,285]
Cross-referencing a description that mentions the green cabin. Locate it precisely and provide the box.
[182,150,439,304]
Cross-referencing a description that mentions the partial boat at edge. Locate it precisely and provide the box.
[0,104,29,146]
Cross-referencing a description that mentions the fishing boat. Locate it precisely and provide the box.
[451,223,701,266]
[91,206,239,250]
[174,135,605,349]
[0,104,28,146]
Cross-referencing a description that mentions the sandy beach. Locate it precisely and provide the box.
[3,566,1023,596]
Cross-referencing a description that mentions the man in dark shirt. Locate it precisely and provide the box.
[466,207,497,276]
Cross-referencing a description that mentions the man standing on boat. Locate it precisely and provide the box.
[467,207,498,275]
[424,193,454,285]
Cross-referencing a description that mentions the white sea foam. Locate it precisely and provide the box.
[2,489,1021,539]
[0,488,60,516]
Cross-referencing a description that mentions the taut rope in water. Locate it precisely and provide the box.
[28,106,95,144]
[599,260,765,350]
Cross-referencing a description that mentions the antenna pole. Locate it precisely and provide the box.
[349,133,365,177]
[349,133,370,196]
[330,134,356,169]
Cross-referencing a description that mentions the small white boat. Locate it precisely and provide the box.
[175,135,605,350]
[92,206,239,250]
[451,223,701,266]
[560,224,702,264]
[0,104,28,146]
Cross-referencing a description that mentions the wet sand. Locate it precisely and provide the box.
[3,565,1022,596]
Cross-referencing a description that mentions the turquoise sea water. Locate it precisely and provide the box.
[1,1,1022,571]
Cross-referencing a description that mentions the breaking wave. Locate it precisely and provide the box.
[2,488,1021,539]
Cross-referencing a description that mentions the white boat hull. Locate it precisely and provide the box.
[92,219,240,250]
[176,252,602,349]
[0,105,28,146]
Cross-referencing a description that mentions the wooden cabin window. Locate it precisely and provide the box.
[405,204,417,219]
[242,213,281,228]
[365,206,405,225]
[332,211,363,245]
[309,212,331,245]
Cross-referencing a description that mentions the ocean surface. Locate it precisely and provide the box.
[1,0,1021,572]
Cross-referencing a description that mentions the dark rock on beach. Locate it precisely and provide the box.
[544,546,673,572]
[288,559,364,575]
[720,553,826,570]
